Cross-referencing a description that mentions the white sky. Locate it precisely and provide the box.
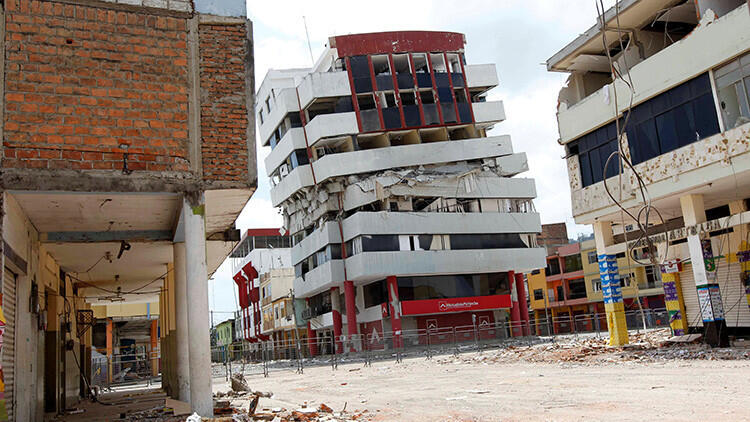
[209,0,616,323]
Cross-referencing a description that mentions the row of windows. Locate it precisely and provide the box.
[544,254,583,276]
[569,72,722,188]
[230,234,291,258]
[294,233,529,280]
[361,273,511,308]
[350,52,465,94]
[346,233,528,256]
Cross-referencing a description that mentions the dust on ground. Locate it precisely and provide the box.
[211,329,750,422]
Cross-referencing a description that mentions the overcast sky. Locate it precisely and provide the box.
[208,0,616,323]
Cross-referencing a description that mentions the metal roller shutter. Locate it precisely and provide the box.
[679,264,703,328]
[680,260,750,329]
[714,261,750,328]
[2,267,16,422]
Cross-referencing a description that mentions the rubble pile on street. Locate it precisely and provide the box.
[207,374,371,421]
[437,329,750,365]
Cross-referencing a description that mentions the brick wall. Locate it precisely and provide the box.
[539,223,569,248]
[3,0,190,173]
[199,23,252,184]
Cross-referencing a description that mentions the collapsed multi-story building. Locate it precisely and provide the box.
[0,0,254,419]
[548,0,750,346]
[257,31,546,352]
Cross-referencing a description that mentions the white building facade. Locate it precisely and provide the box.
[258,31,546,353]
[548,0,750,346]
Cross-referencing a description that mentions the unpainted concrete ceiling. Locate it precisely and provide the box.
[11,192,180,233]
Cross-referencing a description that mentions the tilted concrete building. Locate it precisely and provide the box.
[257,31,546,353]
[548,0,750,346]
[0,0,254,418]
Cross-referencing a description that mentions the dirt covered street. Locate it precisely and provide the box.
[213,330,750,421]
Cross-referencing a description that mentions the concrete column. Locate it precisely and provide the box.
[386,276,402,348]
[330,287,343,353]
[151,320,159,377]
[173,242,191,403]
[515,272,530,336]
[183,194,213,416]
[593,221,629,346]
[307,321,318,356]
[680,194,729,347]
[508,271,522,337]
[344,280,358,351]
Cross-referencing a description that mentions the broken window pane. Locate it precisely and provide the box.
[430,53,446,72]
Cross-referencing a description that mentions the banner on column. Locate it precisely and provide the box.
[598,254,623,304]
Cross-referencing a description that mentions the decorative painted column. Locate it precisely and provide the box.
[387,276,402,348]
[330,287,343,353]
[344,280,359,351]
[183,194,213,416]
[508,271,522,337]
[661,260,688,336]
[173,242,191,402]
[515,272,530,336]
[680,194,729,347]
[593,221,629,346]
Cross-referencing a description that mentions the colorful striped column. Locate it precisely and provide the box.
[661,261,688,336]
[598,254,629,346]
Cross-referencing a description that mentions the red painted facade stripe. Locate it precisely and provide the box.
[408,53,427,127]
[345,57,363,132]
[426,54,444,125]
[444,52,462,123]
[331,31,465,57]
[388,53,406,129]
[244,228,287,237]
[367,55,386,130]
[400,294,512,316]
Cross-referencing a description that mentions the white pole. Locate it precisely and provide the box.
[173,242,191,403]
[184,194,213,416]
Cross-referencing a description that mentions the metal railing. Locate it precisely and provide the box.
[210,307,671,380]
[91,347,160,391]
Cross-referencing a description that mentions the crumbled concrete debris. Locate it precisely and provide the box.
[231,374,251,392]
[435,329,750,366]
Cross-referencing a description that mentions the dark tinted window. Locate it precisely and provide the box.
[361,235,399,252]
[363,279,387,308]
[627,73,719,165]
[397,273,510,301]
[449,234,527,250]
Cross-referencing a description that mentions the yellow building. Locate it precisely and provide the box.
[529,239,668,335]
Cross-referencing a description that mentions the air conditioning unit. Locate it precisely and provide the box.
[301,308,312,320]
[279,164,289,177]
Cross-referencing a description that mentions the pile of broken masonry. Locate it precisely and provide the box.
[437,328,750,365]
[207,374,371,422]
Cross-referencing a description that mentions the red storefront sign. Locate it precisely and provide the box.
[401,295,511,316]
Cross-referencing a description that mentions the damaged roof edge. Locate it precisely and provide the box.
[546,0,641,72]
[194,0,247,17]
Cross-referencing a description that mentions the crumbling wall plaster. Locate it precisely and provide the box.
[99,0,192,13]
[570,123,750,221]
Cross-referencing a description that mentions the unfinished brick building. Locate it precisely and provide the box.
[0,0,254,419]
